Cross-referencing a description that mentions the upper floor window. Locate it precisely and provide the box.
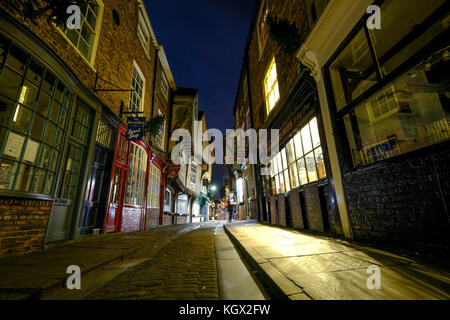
[60,0,103,64]
[190,162,198,186]
[129,63,145,113]
[161,72,169,101]
[257,0,269,57]
[155,109,165,148]
[137,9,151,54]
[264,57,280,115]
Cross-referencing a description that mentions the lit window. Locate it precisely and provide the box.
[270,117,326,195]
[264,58,280,115]
[60,1,103,63]
[329,0,449,168]
[0,38,76,195]
[147,163,161,209]
[137,11,150,53]
[128,63,145,114]
[125,143,148,206]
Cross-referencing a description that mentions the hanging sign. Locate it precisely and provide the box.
[126,117,146,141]
[167,160,181,178]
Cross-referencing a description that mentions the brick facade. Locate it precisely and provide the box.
[0,0,178,255]
[246,0,310,130]
[0,197,51,255]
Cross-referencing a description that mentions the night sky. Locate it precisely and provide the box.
[145,0,255,197]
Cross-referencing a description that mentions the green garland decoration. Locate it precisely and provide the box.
[145,115,165,138]
[266,15,304,55]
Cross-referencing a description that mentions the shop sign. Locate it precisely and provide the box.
[167,160,181,178]
[126,117,146,141]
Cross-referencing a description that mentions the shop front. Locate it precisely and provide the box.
[260,68,343,236]
[323,0,450,253]
[0,20,101,248]
[297,0,449,254]
[104,124,150,233]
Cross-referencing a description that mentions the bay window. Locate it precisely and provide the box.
[270,117,326,194]
[124,143,147,206]
[328,0,449,168]
[0,36,72,195]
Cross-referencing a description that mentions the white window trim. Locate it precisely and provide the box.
[55,0,104,68]
[129,61,146,113]
[161,72,169,101]
[137,10,151,56]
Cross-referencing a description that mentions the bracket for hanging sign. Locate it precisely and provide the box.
[93,71,136,93]
[119,101,144,118]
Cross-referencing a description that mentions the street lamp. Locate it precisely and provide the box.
[211,185,217,192]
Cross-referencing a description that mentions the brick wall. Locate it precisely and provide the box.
[0,0,158,122]
[343,145,450,257]
[247,0,310,130]
[0,197,51,256]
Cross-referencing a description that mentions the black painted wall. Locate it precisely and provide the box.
[343,143,450,257]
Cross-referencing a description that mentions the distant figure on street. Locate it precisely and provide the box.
[225,186,236,223]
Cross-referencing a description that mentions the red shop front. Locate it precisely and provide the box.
[104,124,150,233]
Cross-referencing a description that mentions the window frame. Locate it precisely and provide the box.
[160,72,169,101]
[256,0,269,59]
[263,57,280,116]
[124,142,148,207]
[128,61,146,114]
[57,0,104,66]
[147,162,161,209]
[0,39,76,197]
[324,0,450,171]
[269,117,326,195]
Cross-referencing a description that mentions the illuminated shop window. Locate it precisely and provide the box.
[125,143,148,206]
[264,57,280,115]
[329,0,449,168]
[147,163,161,209]
[0,36,73,195]
[270,117,326,194]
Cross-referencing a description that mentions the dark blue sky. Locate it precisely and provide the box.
[145,0,255,196]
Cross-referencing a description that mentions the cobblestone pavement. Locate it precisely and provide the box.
[87,223,219,300]
[0,224,194,300]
